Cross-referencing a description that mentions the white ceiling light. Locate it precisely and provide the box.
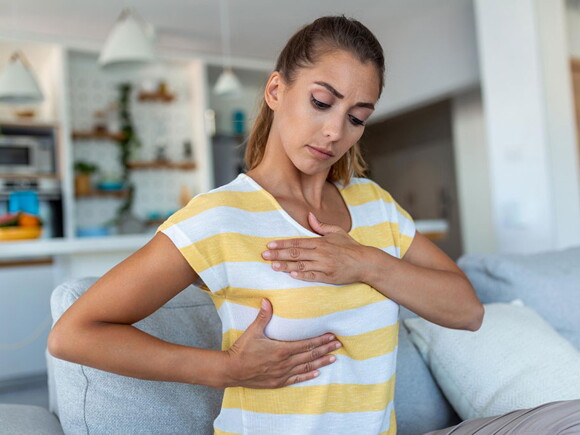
[99,8,156,67]
[0,51,44,104]
[214,0,242,97]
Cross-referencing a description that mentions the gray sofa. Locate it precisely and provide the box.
[1,246,579,435]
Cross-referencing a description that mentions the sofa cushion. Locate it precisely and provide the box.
[0,404,64,435]
[48,277,224,435]
[457,246,580,350]
[395,306,461,435]
[403,300,580,421]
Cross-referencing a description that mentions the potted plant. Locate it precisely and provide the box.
[74,161,99,196]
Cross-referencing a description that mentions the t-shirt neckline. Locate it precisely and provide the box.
[238,173,355,237]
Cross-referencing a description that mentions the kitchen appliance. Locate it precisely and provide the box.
[0,135,55,175]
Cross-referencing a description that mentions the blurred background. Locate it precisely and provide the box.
[0,0,579,407]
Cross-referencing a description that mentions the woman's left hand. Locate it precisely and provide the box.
[261,212,371,285]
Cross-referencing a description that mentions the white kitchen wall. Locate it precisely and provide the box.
[68,51,202,232]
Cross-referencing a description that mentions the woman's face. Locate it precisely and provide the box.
[266,50,380,176]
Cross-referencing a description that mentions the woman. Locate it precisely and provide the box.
[49,16,483,434]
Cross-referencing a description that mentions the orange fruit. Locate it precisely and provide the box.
[18,212,41,227]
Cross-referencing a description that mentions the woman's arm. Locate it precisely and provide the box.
[262,214,483,332]
[362,231,484,331]
[48,232,340,389]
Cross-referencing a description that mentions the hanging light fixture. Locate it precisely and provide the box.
[99,8,156,67]
[0,51,44,104]
[214,0,242,97]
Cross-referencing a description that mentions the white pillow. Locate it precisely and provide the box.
[403,300,580,421]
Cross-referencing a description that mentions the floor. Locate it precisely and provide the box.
[0,375,50,409]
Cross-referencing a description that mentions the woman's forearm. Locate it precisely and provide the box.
[48,322,228,389]
[360,247,483,331]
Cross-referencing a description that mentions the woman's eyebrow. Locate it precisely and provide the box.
[314,81,375,110]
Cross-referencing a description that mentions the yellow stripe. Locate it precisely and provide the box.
[212,283,387,319]
[341,182,382,206]
[400,233,415,258]
[350,222,396,248]
[222,374,395,414]
[192,233,315,272]
[179,226,405,274]
[222,323,398,360]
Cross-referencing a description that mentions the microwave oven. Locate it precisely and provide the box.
[0,135,55,175]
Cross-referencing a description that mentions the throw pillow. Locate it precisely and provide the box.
[403,300,580,421]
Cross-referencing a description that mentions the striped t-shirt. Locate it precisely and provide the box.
[156,173,416,435]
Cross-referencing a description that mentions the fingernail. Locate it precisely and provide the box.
[273,262,280,269]
[263,251,271,259]
[313,371,319,377]
[328,335,335,341]
[267,242,277,248]
[335,342,341,349]
[329,355,336,362]
[261,299,267,309]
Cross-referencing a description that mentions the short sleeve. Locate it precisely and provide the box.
[155,197,223,293]
[392,198,416,259]
[371,181,416,259]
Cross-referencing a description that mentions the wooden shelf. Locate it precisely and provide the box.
[75,189,130,199]
[138,90,175,103]
[126,161,196,170]
[72,130,126,141]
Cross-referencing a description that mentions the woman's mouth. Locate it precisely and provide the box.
[306,145,334,160]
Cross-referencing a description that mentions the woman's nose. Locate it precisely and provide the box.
[322,113,344,141]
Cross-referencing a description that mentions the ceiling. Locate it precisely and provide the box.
[0,0,458,65]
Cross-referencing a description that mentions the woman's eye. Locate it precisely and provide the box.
[349,115,365,127]
[311,95,330,109]
[311,94,365,127]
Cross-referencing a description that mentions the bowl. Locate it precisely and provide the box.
[0,227,42,241]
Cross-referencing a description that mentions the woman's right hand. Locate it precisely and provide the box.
[223,298,341,389]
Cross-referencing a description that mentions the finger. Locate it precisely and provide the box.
[272,260,329,274]
[284,354,338,386]
[289,270,324,282]
[246,298,272,335]
[263,247,321,262]
[308,212,343,235]
[266,237,320,250]
[284,333,337,357]
[287,339,342,369]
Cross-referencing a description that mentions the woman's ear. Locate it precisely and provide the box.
[264,71,284,111]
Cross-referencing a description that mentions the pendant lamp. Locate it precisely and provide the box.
[214,0,242,97]
[0,51,44,104]
[99,8,156,67]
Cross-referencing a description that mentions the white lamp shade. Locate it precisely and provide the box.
[214,69,242,97]
[0,52,44,104]
[99,9,156,67]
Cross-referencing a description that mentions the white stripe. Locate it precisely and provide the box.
[381,245,400,258]
[166,200,404,245]
[214,401,394,435]
[211,173,256,192]
[208,261,341,292]
[286,347,397,388]
[170,207,316,243]
[217,299,398,339]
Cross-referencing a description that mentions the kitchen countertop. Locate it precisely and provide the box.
[0,234,152,260]
[0,220,449,260]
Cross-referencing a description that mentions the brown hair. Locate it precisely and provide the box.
[243,15,385,186]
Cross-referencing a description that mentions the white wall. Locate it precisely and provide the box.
[474,0,580,253]
[372,0,480,120]
[451,88,496,254]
